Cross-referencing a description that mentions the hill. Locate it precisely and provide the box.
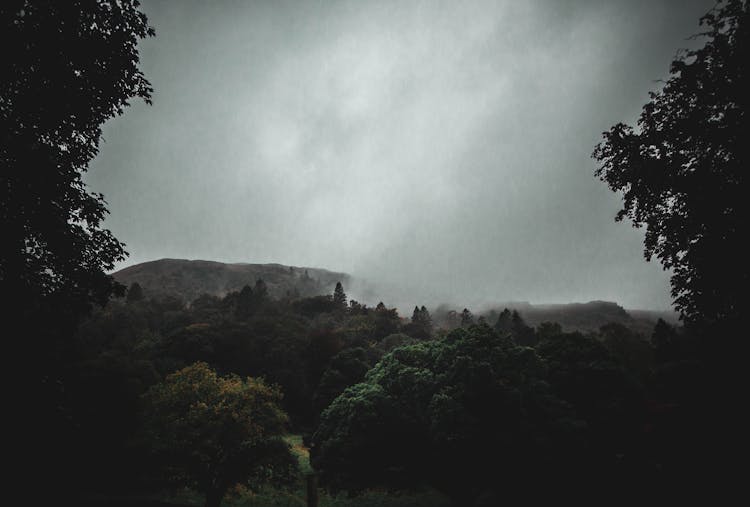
[475,300,677,335]
[114,259,676,335]
[113,258,350,303]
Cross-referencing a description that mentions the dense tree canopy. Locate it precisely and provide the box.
[311,325,584,506]
[142,362,297,507]
[593,0,748,328]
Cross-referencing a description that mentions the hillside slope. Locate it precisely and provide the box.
[113,258,350,303]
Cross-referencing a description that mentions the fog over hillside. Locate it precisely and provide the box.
[115,258,677,335]
[90,0,713,312]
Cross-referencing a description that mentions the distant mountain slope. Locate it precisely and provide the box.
[113,258,350,303]
[478,300,677,335]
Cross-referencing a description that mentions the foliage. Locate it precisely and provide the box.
[536,331,645,464]
[142,362,298,507]
[592,0,748,327]
[1,1,154,500]
[459,308,474,326]
[1,0,154,321]
[311,326,584,505]
[402,306,432,340]
[313,347,376,417]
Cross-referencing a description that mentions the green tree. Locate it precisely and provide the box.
[312,347,373,416]
[592,0,748,328]
[142,362,297,507]
[311,326,583,505]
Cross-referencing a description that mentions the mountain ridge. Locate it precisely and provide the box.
[114,258,351,303]
[115,258,677,334]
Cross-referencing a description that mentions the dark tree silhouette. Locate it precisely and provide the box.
[1,0,154,323]
[405,305,433,339]
[235,284,254,319]
[1,2,154,499]
[333,281,347,308]
[460,308,474,327]
[592,0,748,329]
[494,308,512,334]
[510,309,537,346]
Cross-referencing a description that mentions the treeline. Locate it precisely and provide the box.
[62,278,706,504]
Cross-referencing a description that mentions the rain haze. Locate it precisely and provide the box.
[86,0,714,312]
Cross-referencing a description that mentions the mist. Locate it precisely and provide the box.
[85,0,714,311]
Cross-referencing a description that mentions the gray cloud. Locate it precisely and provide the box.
[86,0,715,311]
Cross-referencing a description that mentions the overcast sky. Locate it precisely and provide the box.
[86,0,715,311]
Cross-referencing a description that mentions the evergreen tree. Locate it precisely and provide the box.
[511,310,537,347]
[412,306,421,323]
[494,308,512,334]
[333,282,347,308]
[235,285,254,320]
[460,308,474,327]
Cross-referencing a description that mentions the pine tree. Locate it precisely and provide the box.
[495,308,512,334]
[461,308,474,327]
[412,306,421,323]
[333,282,347,308]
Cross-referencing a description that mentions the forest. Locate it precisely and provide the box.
[58,278,708,506]
[2,1,746,506]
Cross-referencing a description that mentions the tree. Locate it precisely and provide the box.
[494,308,512,334]
[332,281,347,308]
[460,308,474,327]
[651,318,681,363]
[536,332,645,467]
[1,2,154,498]
[312,347,373,417]
[311,326,584,505]
[510,310,537,346]
[1,0,154,323]
[142,362,297,507]
[592,0,748,329]
[235,285,254,320]
[404,305,433,340]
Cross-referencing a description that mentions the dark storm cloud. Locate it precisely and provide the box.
[86,0,715,311]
